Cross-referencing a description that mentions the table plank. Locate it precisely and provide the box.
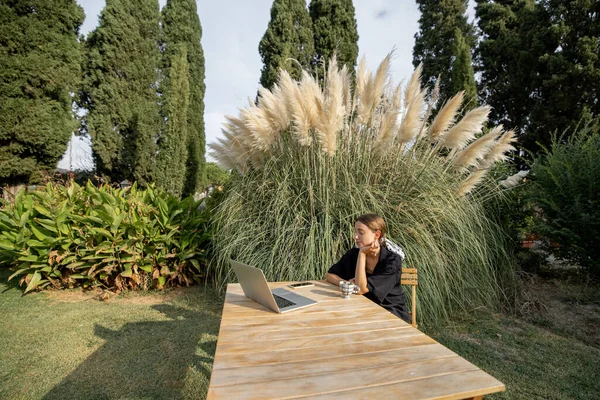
[217,325,424,354]
[209,343,457,387]
[208,356,480,399]
[296,370,505,400]
[223,298,373,316]
[217,319,410,343]
[225,281,344,303]
[218,308,403,331]
[212,334,436,369]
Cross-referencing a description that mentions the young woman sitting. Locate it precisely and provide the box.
[326,213,410,323]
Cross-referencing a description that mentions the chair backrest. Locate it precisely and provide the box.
[401,267,418,328]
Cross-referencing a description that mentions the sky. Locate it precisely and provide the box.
[59,0,474,170]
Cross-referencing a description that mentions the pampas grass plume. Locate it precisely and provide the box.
[481,129,517,167]
[404,63,423,106]
[438,106,491,150]
[452,125,503,170]
[500,170,529,188]
[457,168,489,197]
[428,92,464,140]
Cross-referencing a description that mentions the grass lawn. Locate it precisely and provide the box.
[1,269,599,399]
[0,269,223,400]
[426,274,600,399]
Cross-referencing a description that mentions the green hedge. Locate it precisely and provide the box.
[0,181,209,292]
[528,126,600,276]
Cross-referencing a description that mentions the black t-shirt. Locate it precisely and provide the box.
[328,246,410,323]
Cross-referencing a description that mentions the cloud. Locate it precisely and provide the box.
[376,9,389,19]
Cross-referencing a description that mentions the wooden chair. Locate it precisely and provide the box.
[401,267,418,328]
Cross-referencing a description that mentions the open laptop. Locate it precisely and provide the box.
[230,260,317,313]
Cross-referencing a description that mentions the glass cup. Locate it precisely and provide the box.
[339,281,360,298]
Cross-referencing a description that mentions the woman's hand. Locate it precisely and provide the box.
[358,240,380,257]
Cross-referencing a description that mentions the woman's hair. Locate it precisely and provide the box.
[355,213,387,244]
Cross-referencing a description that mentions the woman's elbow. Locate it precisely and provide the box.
[325,273,338,285]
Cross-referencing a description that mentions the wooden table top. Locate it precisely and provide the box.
[207,280,505,400]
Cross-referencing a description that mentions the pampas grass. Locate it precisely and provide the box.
[500,170,529,188]
[428,92,464,140]
[211,56,513,192]
[209,55,519,325]
[482,130,518,167]
[453,126,504,170]
[457,168,489,197]
[437,106,491,150]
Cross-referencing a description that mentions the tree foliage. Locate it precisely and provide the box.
[205,162,230,188]
[161,0,206,196]
[476,0,600,154]
[259,0,315,89]
[309,0,359,80]
[413,0,476,104]
[157,46,190,198]
[0,0,84,186]
[80,0,161,187]
[528,125,600,276]
[451,29,478,109]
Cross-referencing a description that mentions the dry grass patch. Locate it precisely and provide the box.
[41,286,199,305]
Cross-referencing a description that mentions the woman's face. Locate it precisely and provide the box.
[354,221,380,247]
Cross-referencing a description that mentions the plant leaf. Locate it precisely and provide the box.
[120,268,133,278]
[24,271,42,293]
[19,210,32,227]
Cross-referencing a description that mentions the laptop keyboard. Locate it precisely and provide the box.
[273,293,296,309]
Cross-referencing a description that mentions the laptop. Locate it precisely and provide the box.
[230,260,317,313]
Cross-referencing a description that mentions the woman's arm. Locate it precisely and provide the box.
[326,272,344,286]
[326,248,357,285]
[354,252,369,294]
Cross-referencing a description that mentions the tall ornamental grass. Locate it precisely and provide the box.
[209,56,519,324]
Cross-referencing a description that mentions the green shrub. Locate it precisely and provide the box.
[0,181,209,292]
[528,125,600,276]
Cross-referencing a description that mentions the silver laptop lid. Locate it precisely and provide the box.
[230,260,280,313]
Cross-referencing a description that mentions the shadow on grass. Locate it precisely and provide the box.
[0,268,24,294]
[42,303,219,400]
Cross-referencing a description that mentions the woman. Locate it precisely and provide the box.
[326,213,410,323]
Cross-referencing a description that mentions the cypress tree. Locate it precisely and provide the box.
[80,0,161,186]
[474,0,597,155]
[157,46,189,197]
[450,29,478,110]
[259,0,315,89]
[413,0,476,103]
[0,0,84,187]
[309,0,359,79]
[161,0,206,196]
[476,0,549,151]
[530,0,600,150]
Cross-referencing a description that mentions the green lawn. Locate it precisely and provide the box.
[426,308,600,399]
[0,269,223,400]
[1,269,599,399]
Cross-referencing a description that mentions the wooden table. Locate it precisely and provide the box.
[207,281,505,399]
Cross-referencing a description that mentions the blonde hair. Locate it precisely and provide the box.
[355,213,387,244]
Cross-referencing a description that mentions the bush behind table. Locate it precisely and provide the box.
[208,56,518,324]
